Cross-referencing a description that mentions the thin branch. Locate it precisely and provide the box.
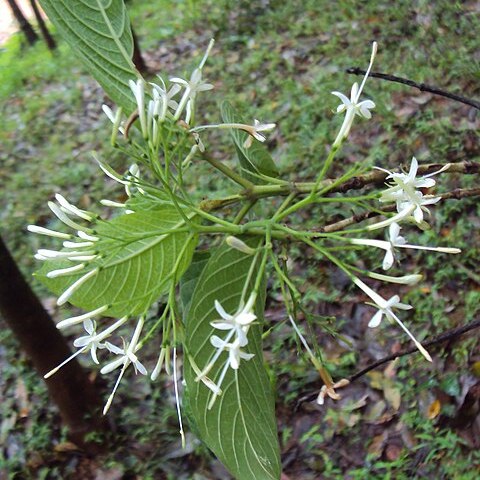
[346,68,480,111]
[348,317,480,382]
[318,187,480,233]
[297,317,480,406]
[205,160,480,211]
[328,161,480,195]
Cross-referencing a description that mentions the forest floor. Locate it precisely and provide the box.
[1,1,480,479]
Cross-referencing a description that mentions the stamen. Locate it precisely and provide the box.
[44,347,86,379]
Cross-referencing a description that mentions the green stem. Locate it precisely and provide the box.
[311,144,341,196]
[202,154,255,189]
[233,200,257,224]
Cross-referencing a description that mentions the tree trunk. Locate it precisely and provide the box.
[29,0,56,50]
[0,236,106,450]
[6,0,39,46]
[131,27,148,74]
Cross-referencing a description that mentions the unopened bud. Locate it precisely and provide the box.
[226,236,255,255]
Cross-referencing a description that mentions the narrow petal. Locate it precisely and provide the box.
[382,249,394,270]
[214,300,233,321]
[133,360,148,376]
[210,335,227,349]
[210,321,235,331]
[368,310,383,328]
[331,91,350,106]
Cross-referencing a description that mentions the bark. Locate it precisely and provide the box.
[131,27,148,74]
[0,236,106,450]
[29,0,56,50]
[6,0,39,46]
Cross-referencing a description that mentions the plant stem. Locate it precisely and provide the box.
[202,154,255,189]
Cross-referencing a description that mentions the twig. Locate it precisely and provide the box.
[318,187,480,233]
[297,317,480,406]
[328,161,480,195]
[346,68,480,111]
[207,161,480,210]
[348,317,480,383]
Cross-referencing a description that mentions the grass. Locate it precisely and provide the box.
[0,0,479,478]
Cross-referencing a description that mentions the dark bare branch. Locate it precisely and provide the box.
[346,68,480,110]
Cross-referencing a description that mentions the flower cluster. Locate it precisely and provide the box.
[343,156,460,362]
[376,156,451,224]
[194,294,257,408]
[27,173,154,412]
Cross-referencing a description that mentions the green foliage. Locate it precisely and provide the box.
[184,241,281,480]
[37,0,141,111]
[37,203,197,317]
[1,1,479,479]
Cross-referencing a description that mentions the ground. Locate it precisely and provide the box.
[0,1,479,479]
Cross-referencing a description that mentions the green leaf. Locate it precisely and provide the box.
[179,250,211,315]
[37,204,197,317]
[38,0,140,111]
[221,101,279,184]
[184,241,281,480]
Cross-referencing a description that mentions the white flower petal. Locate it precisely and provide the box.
[368,310,383,328]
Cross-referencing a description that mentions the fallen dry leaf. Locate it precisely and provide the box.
[385,443,402,461]
[368,432,387,457]
[53,441,81,453]
[471,361,480,378]
[427,399,441,419]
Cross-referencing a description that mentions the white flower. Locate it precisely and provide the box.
[27,225,73,240]
[73,319,106,364]
[210,335,255,370]
[44,319,105,378]
[353,278,432,361]
[44,316,128,379]
[57,268,99,306]
[242,119,276,148]
[129,79,148,138]
[191,120,276,148]
[171,39,215,123]
[101,317,147,414]
[378,157,450,223]
[210,295,257,347]
[225,236,256,255]
[150,79,180,121]
[205,335,254,409]
[331,42,377,146]
[56,304,109,329]
[367,294,413,328]
[368,272,423,285]
[193,294,256,406]
[352,222,460,270]
[124,163,145,197]
[102,104,125,135]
